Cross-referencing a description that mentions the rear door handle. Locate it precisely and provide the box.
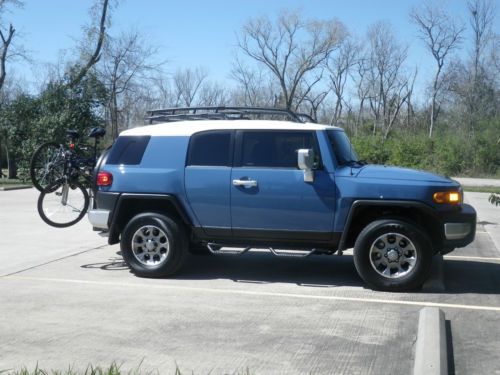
[232,179,258,188]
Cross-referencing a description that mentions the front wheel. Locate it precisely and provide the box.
[37,180,89,228]
[353,219,433,292]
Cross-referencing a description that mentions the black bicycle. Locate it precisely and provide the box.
[35,127,107,228]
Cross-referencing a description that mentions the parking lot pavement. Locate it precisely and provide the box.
[464,192,500,255]
[1,189,500,374]
[0,188,105,276]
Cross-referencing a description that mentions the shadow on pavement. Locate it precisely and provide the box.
[81,256,128,271]
[79,252,500,294]
[443,258,500,294]
[179,252,363,288]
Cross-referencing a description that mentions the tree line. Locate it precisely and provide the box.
[0,0,498,178]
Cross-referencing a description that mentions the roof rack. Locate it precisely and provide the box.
[145,106,316,124]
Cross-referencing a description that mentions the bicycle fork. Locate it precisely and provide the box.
[61,182,69,206]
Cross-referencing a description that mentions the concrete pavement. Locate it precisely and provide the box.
[0,188,105,276]
[1,188,500,374]
[464,192,500,258]
[453,177,500,187]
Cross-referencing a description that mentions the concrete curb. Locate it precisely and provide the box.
[414,307,448,375]
[0,185,33,191]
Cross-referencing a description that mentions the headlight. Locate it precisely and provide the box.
[433,190,462,204]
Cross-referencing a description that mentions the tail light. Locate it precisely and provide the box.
[97,171,113,186]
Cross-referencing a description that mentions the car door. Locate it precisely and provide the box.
[230,130,336,241]
[184,130,233,235]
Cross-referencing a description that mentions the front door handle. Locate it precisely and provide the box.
[232,179,258,188]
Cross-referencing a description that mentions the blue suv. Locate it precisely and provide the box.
[89,107,476,291]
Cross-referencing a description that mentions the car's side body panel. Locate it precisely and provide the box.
[91,119,475,256]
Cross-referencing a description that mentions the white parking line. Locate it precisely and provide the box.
[4,275,500,313]
[444,255,500,261]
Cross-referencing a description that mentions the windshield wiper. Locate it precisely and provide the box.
[341,160,367,167]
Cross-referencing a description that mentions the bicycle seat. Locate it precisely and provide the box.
[66,130,80,139]
[88,127,106,138]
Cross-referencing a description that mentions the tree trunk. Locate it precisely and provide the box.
[7,153,16,179]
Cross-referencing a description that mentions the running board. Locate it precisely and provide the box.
[206,243,316,258]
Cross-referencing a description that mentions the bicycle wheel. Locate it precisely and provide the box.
[30,142,65,191]
[37,180,89,228]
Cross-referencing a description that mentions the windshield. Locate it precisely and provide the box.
[327,130,359,165]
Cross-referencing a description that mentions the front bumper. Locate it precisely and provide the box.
[439,203,476,253]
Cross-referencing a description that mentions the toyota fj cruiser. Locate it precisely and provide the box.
[89,107,476,291]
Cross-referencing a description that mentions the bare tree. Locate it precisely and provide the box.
[172,67,208,107]
[0,0,23,93]
[70,0,111,88]
[352,56,370,134]
[99,30,161,138]
[237,10,346,110]
[327,37,359,124]
[411,3,465,137]
[468,0,495,79]
[364,22,411,139]
[466,0,496,134]
[302,89,329,123]
[230,58,276,106]
[197,81,227,107]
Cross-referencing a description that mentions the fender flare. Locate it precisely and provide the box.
[338,200,441,251]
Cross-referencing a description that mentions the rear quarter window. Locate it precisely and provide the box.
[106,135,151,165]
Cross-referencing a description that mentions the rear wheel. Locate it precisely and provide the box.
[121,213,188,277]
[37,180,89,228]
[30,142,65,191]
[353,219,433,292]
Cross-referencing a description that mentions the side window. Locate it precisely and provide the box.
[239,131,317,168]
[187,131,232,166]
[107,136,150,165]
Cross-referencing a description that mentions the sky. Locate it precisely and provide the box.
[7,0,500,97]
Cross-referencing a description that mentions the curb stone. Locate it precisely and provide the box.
[414,307,448,375]
[0,185,33,191]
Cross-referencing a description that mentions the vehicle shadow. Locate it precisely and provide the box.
[442,258,500,295]
[178,252,363,288]
[81,256,128,271]
[80,251,500,294]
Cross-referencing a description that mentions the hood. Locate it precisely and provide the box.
[356,165,454,184]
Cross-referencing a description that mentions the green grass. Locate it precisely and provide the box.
[0,177,32,190]
[2,363,151,375]
[462,185,500,193]
[0,178,26,185]
[0,363,252,375]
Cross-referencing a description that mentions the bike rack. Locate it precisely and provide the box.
[206,243,317,258]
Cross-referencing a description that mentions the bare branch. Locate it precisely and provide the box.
[69,0,109,88]
[237,10,346,110]
[410,2,465,137]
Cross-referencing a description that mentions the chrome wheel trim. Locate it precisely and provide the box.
[369,232,417,279]
[131,225,170,266]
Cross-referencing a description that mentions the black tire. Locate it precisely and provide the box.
[30,142,65,191]
[37,180,89,228]
[353,219,433,292]
[121,213,188,277]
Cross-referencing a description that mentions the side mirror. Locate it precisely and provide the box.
[297,149,315,182]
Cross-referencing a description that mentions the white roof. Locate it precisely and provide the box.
[120,120,341,137]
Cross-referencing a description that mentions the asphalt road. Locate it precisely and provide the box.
[0,188,499,374]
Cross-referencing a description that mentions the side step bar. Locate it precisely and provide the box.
[206,243,317,258]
